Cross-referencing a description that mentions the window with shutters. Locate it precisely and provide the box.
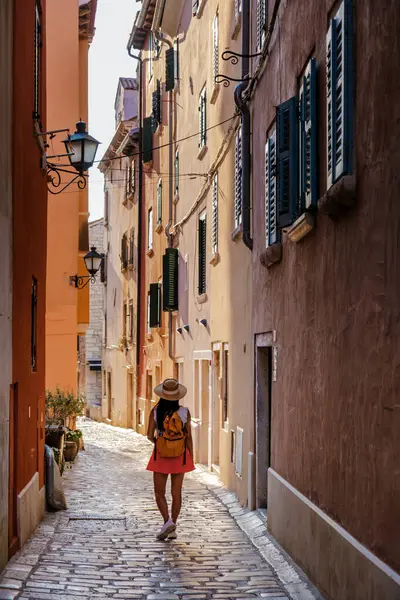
[277,97,298,228]
[198,87,207,153]
[256,0,267,51]
[121,234,128,271]
[152,79,162,132]
[234,126,243,230]
[198,212,207,296]
[193,0,206,17]
[265,129,278,247]
[156,178,162,228]
[211,173,219,256]
[129,228,135,268]
[174,151,179,197]
[127,162,135,197]
[148,32,153,81]
[33,2,42,122]
[149,283,161,328]
[31,277,38,371]
[326,0,353,189]
[299,58,317,213]
[162,248,179,312]
[193,0,199,15]
[154,36,161,58]
[147,208,153,252]
[143,116,153,163]
[100,253,107,283]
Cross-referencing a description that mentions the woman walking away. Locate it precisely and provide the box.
[146,378,195,540]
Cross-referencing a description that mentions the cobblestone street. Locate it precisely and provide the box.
[0,420,322,600]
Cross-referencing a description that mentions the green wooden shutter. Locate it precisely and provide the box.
[300,58,317,211]
[265,130,278,246]
[198,214,207,295]
[149,283,161,328]
[163,248,179,311]
[234,125,243,229]
[277,96,298,228]
[165,47,175,92]
[143,116,153,163]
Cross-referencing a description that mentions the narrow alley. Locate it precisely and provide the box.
[0,420,321,600]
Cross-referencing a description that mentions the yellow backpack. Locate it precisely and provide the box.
[156,411,187,460]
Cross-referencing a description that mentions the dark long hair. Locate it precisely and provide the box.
[156,398,180,431]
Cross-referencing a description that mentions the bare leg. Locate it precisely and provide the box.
[171,473,184,523]
[153,472,169,523]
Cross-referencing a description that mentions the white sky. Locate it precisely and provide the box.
[88,0,139,221]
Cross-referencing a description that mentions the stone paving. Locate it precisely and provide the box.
[0,419,323,600]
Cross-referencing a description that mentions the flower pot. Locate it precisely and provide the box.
[63,441,78,462]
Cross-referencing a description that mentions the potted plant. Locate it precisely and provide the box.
[64,429,83,461]
[45,388,85,431]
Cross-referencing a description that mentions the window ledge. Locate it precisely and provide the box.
[287,212,316,243]
[210,252,220,266]
[210,84,220,105]
[318,174,356,218]
[128,263,135,271]
[197,145,208,160]
[231,225,242,242]
[232,14,242,39]
[260,243,283,269]
[173,193,180,205]
[121,265,128,273]
[156,124,164,137]
[146,248,154,258]
[197,292,208,304]
[156,223,163,234]
[146,333,153,341]
[143,160,153,169]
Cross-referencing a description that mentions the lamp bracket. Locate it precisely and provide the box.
[47,163,88,195]
[69,274,95,289]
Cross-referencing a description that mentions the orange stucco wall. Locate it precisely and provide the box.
[45,0,90,393]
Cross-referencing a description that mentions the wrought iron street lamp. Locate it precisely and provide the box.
[69,246,104,289]
[45,121,101,195]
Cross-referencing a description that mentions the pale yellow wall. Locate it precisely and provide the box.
[155,0,254,503]
[102,139,139,428]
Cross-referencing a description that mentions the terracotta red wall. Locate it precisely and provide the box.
[13,0,47,493]
[252,0,400,571]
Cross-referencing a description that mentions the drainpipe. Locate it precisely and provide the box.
[154,30,175,362]
[127,47,143,368]
[234,0,252,250]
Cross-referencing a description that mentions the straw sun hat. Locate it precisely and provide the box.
[154,378,187,401]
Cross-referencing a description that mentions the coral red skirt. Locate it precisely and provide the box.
[146,446,195,474]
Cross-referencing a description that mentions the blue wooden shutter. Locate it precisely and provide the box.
[234,125,243,228]
[300,58,317,210]
[265,130,278,246]
[143,116,153,163]
[165,48,175,92]
[326,0,353,187]
[277,97,298,228]
[149,283,161,328]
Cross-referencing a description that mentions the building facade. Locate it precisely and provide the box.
[0,0,48,567]
[45,0,97,395]
[248,0,400,599]
[99,78,139,428]
[82,218,104,420]
[128,0,254,502]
